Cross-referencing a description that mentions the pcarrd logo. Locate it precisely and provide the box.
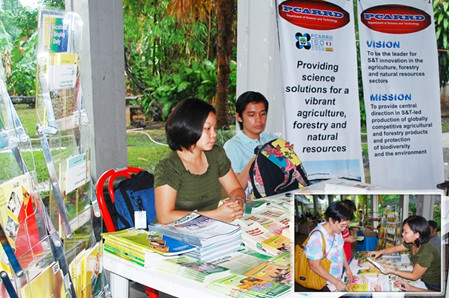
[295,33,311,50]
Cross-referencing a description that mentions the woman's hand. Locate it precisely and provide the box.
[215,200,244,222]
[368,250,382,259]
[334,280,347,291]
[227,197,245,209]
[394,279,412,291]
[381,265,395,275]
[346,269,354,283]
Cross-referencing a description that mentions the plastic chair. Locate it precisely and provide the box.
[96,166,143,232]
[96,166,159,298]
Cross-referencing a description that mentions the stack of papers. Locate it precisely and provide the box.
[101,228,196,267]
[149,212,242,262]
[237,221,292,257]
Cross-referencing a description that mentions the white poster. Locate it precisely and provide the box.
[358,0,444,189]
[276,0,364,182]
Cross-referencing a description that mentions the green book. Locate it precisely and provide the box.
[102,228,197,256]
[207,273,291,297]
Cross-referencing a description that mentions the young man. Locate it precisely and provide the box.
[224,91,277,191]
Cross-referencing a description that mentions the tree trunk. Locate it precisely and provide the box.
[215,0,234,129]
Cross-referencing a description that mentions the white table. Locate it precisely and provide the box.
[103,193,298,298]
[104,252,229,298]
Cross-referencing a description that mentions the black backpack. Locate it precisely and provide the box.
[248,138,309,199]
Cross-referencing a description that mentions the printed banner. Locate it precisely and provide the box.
[358,0,444,189]
[276,0,364,182]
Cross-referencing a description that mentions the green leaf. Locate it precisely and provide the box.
[156,85,172,92]
[177,81,191,92]
[10,47,23,63]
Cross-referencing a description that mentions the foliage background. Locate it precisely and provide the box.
[123,0,237,122]
[2,1,449,182]
[2,1,448,126]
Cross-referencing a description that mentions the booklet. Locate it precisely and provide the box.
[367,256,387,273]
[207,273,291,297]
[148,212,241,247]
[158,255,230,284]
[244,262,291,284]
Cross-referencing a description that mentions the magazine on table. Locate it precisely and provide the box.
[237,221,278,255]
[244,262,291,285]
[158,255,231,284]
[206,273,291,297]
[261,234,292,256]
[148,212,241,247]
[212,248,270,275]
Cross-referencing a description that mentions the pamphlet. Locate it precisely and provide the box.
[367,256,387,273]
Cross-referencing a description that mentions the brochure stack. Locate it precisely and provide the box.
[149,212,242,262]
[101,228,196,267]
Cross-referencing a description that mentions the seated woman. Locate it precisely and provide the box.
[154,98,246,224]
[304,201,355,291]
[368,215,441,292]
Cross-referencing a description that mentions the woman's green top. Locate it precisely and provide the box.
[403,241,441,285]
[154,145,231,211]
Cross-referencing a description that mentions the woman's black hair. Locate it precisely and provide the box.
[340,199,356,212]
[235,91,269,130]
[165,98,215,151]
[403,215,430,246]
[324,201,355,222]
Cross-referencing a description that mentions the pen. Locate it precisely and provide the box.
[0,271,18,298]
[0,225,23,277]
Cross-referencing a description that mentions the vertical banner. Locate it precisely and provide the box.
[276,0,364,182]
[358,0,444,189]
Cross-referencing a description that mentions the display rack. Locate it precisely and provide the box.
[34,8,104,297]
[0,8,106,297]
[0,59,75,297]
[377,205,402,250]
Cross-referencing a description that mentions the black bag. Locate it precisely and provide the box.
[248,138,309,199]
[112,170,156,230]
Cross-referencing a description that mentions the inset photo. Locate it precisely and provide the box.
[294,193,444,295]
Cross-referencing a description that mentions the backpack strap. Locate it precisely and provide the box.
[114,189,133,229]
